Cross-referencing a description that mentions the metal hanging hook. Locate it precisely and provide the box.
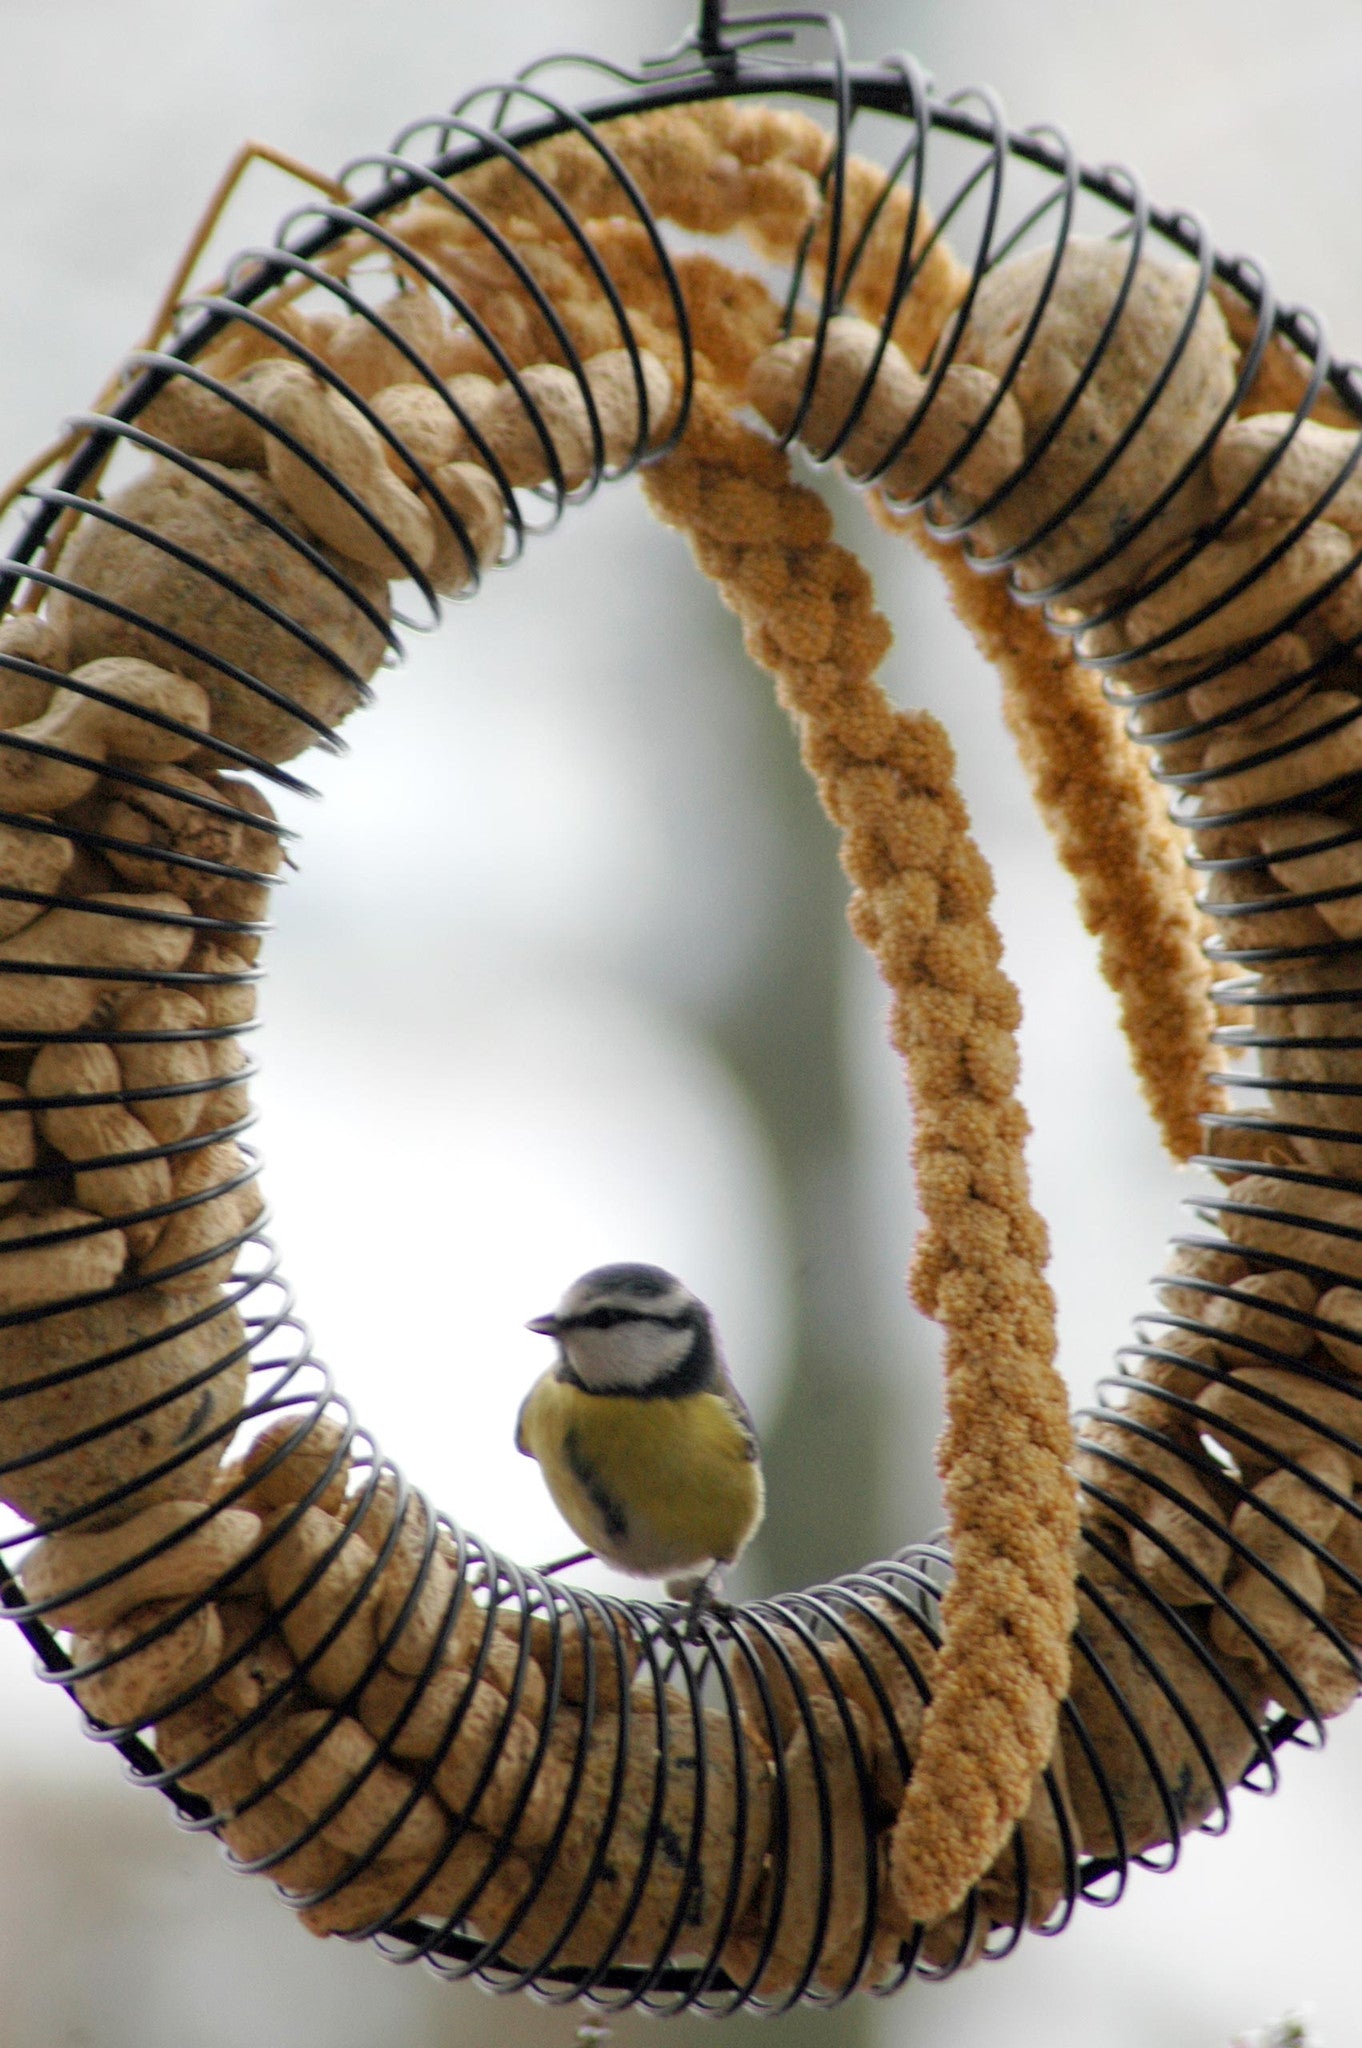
[696,0,729,58]
[641,0,795,75]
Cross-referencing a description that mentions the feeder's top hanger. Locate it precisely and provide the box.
[643,0,796,74]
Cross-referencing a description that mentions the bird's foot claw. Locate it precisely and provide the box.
[669,1570,730,1643]
[685,1597,733,1644]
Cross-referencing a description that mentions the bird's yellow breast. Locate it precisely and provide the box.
[518,1374,763,1578]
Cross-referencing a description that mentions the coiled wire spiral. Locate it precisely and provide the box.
[0,1,1359,2013]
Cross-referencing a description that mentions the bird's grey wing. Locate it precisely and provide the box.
[718,1365,760,1460]
[514,1381,537,1457]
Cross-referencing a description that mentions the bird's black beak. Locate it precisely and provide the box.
[526,1313,560,1337]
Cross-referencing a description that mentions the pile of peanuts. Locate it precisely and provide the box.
[745,238,1362,1812]
[3,95,1362,1995]
[21,1409,770,1964]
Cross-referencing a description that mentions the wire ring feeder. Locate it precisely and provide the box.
[1,3,1362,2013]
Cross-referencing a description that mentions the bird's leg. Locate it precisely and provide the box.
[537,1548,596,1578]
[677,1567,731,1644]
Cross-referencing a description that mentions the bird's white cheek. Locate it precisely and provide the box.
[569,1324,691,1390]
[568,1329,648,1389]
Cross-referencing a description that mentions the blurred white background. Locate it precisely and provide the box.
[2,2,1361,2044]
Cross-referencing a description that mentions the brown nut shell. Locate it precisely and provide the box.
[138,1137,263,1291]
[256,1710,451,1867]
[1256,812,1362,940]
[1185,633,1314,735]
[1315,1286,1362,1374]
[478,1688,770,1972]
[110,987,214,1146]
[422,461,505,596]
[0,1277,246,1523]
[49,464,389,764]
[228,1411,352,1520]
[495,1600,642,1712]
[882,363,1024,508]
[584,347,675,465]
[720,1691,875,2000]
[1060,1564,1267,1861]
[29,1040,172,1257]
[1210,413,1362,536]
[1200,1269,1320,1365]
[0,891,195,1041]
[0,822,76,940]
[219,1792,354,1897]
[1125,521,1355,663]
[749,316,926,473]
[260,1504,382,1700]
[1215,1172,1362,1285]
[0,614,64,726]
[952,237,1233,602]
[1197,1366,1362,1482]
[0,1206,126,1314]
[369,381,464,482]
[0,1080,35,1208]
[255,366,435,578]
[70,1598,224,1726]
[21,1499,260,1633]
[1198,690,1362,813]
[478,364,595,490]
[209,1596,300,1720]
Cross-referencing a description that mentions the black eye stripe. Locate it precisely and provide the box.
[561,1307,691,1332]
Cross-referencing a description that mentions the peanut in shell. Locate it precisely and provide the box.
[49,464,390,765]
[950,237,1234,603]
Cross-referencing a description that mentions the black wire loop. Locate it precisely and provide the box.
[2,4,1362,2014]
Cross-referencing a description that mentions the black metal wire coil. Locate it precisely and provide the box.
[0,3,1359,2013]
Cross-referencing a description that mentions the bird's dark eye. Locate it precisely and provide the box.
[574,1307,632,1331]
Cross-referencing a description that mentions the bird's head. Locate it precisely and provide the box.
[527,1262,716,1395]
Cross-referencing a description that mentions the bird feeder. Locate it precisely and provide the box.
[1,1,1360,2014]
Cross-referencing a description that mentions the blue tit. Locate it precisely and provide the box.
[516,1262,764,1603]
